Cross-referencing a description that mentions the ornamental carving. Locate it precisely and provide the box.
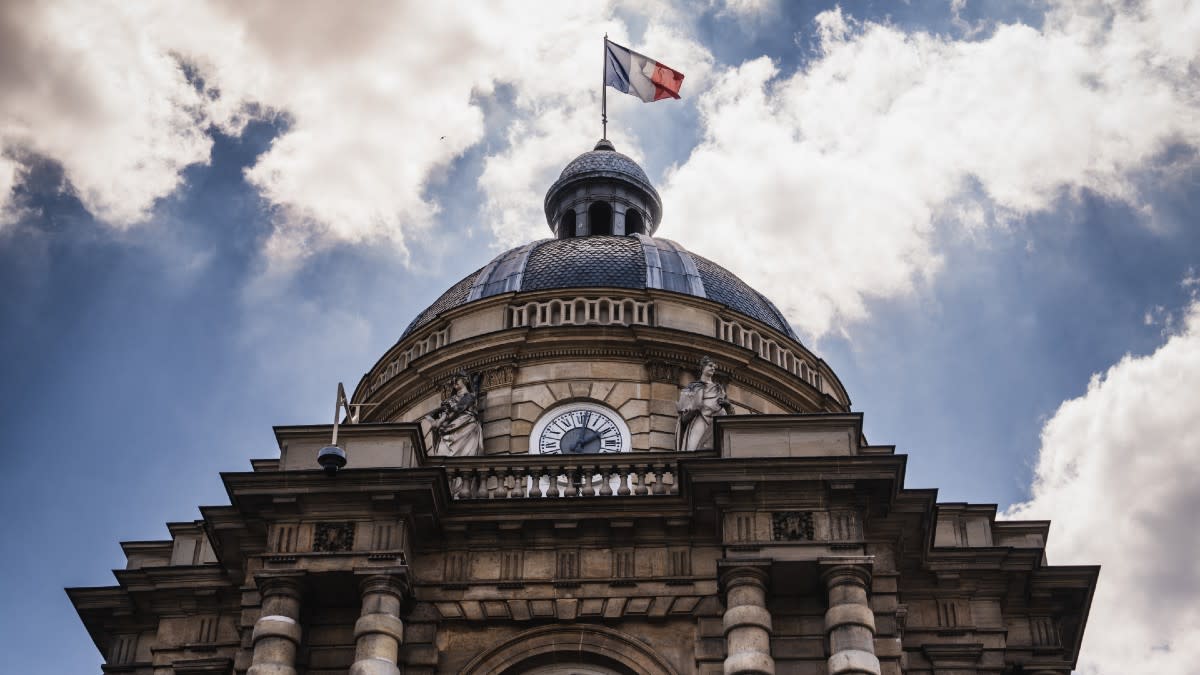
[481,364,516,389]
[312,522,355,552]
[772,511,814,541]
[645,359,681,384]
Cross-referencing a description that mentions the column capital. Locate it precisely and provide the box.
[819,557,873,589]
[718,559,771,592]
[355,568,411,600]
[255,572,306,600]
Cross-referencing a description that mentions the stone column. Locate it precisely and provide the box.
[248,575,304,675]
[720,563,775,675]
[822,559,880,675]
[349,571,409,675]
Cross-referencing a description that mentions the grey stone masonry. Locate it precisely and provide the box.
[350,570,409,675]
[720,562,775,675]
[822,558,881,675]
[247,575,304,675]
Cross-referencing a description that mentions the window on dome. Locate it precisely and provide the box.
[588,201,613,236]
[625,209,645,236]
[559,209,577,239]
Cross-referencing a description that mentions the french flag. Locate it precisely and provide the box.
[604,40,685,102]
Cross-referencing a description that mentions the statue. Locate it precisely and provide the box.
[675,355,733,452]
[425,371,484,457]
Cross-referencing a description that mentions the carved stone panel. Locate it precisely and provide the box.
[772,511,814,541]
[645,359,681,384]
[312,522,355,552]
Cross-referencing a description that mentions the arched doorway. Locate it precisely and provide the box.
[459,625,679,675]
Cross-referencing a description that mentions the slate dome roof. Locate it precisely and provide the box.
[556,140,655,187]
[401,235,798,341]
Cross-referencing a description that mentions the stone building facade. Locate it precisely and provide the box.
[70,140,1096,675]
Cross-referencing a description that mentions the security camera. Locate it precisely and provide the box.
[317,445,347,475]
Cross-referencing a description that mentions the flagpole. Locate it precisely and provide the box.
[601,34,608,140]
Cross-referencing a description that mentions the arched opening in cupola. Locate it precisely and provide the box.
[558,209,577,238]
[588,201,613,236]
[625,209,645,236]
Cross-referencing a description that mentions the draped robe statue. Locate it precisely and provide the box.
[675,356,734,452]
[428,372,484,457]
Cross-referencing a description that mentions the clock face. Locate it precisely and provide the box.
[531,402,631,454]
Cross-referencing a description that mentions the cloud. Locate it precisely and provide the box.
[0,154,17,226]
[1006,299,1200,675]
[0,1,214,226]
[0,0,711,264]
[663,0,1200,337]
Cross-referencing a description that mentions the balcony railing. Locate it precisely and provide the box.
[438,451,690,500]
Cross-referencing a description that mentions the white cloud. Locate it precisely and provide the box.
[663,0,1200,337]
[0,154,17,226]
[0,0,712,264]
[0,1,214,226]
[1006,300,1200,675]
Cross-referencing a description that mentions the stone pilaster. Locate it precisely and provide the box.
[720,562,775,675]
[349,570,409,675]
[247,575,304,675]
[821,558,880,675]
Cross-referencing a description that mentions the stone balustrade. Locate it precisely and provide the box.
[717,317,823,391]
[440,452,689,500]
[508,296,654,328]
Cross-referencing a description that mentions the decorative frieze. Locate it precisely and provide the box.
[196,615,219,644]
[445,552,469,583]
[500,551,523,581]
[272,524,299,553]
[431,594,708,621]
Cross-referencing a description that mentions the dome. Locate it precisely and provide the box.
[401,234,798,340]
[555,139,656,189]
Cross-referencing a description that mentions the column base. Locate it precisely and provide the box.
[349,656,402,675]
[828,649,881,675]
[724,650,776,675]
[247,666,297,675]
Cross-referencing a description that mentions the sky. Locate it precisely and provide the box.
[1,0,1198,672]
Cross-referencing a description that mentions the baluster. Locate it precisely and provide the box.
[448,469,462,499]
[546,466,560,498]
[599,465,614,497]
[473,468,488,499]
[582,465,597,497]
[498,468,512,498]
[651,464,666,495]
[457,469,473,499]
[529,467,543,498]
[617,465,631,496]
[634,465,650,496]
[667,467,679,495]
[565,466,579,498]
[509,468,524,498]
[484,468,497,499]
